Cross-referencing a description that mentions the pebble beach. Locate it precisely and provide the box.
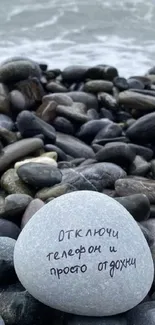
[0,57,155,324]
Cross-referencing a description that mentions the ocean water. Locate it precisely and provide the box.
[0,0,155,77]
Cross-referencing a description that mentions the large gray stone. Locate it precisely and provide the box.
[14,191,154,317]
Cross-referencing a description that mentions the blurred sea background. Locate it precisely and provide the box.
[1,0,155,76]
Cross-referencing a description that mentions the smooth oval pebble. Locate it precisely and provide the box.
[0,138,43,173]
[0,219,20,239]
[53,116,74,135]
[126,112,155,143]
[14,190,154,317]
[17,163,62,188]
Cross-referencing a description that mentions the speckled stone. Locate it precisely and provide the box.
[14,191,154,317]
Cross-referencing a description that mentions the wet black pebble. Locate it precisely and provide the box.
[17,163,62,188]
[115,194,150,221]
[96,142,135,168]
[53,116,74,134]
[16,110,56,142]
[0,219,20,239]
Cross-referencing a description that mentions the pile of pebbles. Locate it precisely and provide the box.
[0,57,155,324]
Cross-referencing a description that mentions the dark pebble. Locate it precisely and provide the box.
[129,89,155,97]
[77,119,112,143]
[45,144,67,161]
[0,219,20,239]
[46,81,67,93]
[58,158,85,169]
[62,65,89,82]
[0,60,41,84]
[56,103,89,124]
[21,198,44,229]
[96,142,135,167]
[151,160,155,179]
[125,118,136,128]
[16,110,56,142]
[126,301,155,325]
[94,122,122,141]
[92,143,103,153]
[9,90,27,111]
[61,162,126,191]
[53,116,74,134]
[85,65,118,81]
[17,163,62,188]
[43,93,73,106]
[0,289,64,325]
[141,218,155,240]
[45,68,61,78]
[0,128,17,145]
[113,76,128,91]
[93,136,129,146]
[1,56,42,76]
[84,80,113,94]
[115,177,155,203]
[66,314,127,325]
[98,92,117,110]
[126,112,155,143]
[127,77,145,89]
[87,108,99,120]
[150,205,155,218]
[128,144,153,161]
[39,63,48,71]
[0,84,10,116]
[4,194,32,217]
[130,75,151,88]
[66,91,98,110]
[0,237,17,284]
[115,194,150,221]
[115,111,132,123]
[0,138,43,173]
[79,158,97,166]
[119,91,155,111]
[56,132,95,159]
[138,223,154,247]
[129,155,150,176]
[100,107,114,120]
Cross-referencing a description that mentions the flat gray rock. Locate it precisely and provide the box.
[14,191,154,316]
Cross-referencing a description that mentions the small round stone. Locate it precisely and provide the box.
[14,191,154,317]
